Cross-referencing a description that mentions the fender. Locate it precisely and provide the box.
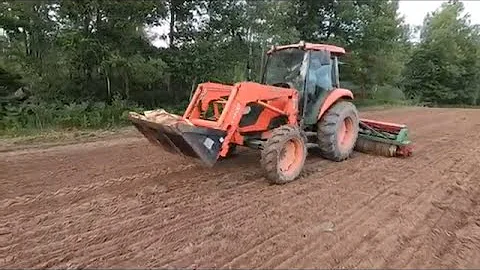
[317,88,354,120]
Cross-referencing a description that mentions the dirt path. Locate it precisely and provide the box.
[1,107,480,268]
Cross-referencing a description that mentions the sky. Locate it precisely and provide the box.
[398,0,480,26]
[150,0,480,48]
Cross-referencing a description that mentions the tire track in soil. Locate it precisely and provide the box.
[62,158,334,267]
[158,159,383,267]
[379,137,480,268]
[0,109,454,268]
[1,139,156,189]
[61,156,351,267]
[2,107,480,268]
[1,169,260,267]
[336,132,479,268]
[394,186,479,269]
[53,109,464,266]
[173,109,458,268]
[286,130,466,266]
[338,112,480,267]
[338,156,477,268]
[130,161,345,267]
[218,110,461,268]
[268,112,477,268]
[1,149,259,218]
[168,156,432,268]
[1,158,326,268]
[1,150,275,268]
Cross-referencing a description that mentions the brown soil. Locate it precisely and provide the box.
[1,107,480,268]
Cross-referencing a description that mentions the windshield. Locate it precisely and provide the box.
[263,48,307,92]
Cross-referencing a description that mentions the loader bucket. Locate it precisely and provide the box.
[128,110,227,167]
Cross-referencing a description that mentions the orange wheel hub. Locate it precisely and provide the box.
[337,116,355,151]
[279,138,304,177]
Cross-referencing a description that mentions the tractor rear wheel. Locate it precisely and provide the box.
[317,101,359,161]
[261,125,307,184]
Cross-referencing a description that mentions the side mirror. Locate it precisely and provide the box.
[299,40,306,49]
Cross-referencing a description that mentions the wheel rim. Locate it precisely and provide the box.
[279,138,304,176]
[337,116,355,151]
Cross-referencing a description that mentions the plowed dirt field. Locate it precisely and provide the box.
[1,107,480,268]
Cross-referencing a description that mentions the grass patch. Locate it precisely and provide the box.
[0,99,187,149]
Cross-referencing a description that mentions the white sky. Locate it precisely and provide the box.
[398,0,480,26]
[149,0,480,48]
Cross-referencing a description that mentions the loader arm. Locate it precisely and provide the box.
[184,81,300,156]
[183,82,232,120]
[185,82,299,127]
[129,81,300,167]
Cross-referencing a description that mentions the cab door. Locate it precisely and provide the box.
[303,50,334,125]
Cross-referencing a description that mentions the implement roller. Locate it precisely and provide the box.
[355,119,413,157]
[129,41,413,184]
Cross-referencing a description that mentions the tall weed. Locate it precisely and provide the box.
[0,97,144,135]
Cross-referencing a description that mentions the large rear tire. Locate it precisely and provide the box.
[317,101,359,161]
[261,125,307,184]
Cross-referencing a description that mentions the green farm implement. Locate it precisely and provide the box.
[355,119,412,157]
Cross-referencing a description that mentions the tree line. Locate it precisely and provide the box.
[1,0,479,133]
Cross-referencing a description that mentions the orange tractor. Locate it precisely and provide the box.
[129,42,413,184]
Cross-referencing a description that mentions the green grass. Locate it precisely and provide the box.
[0,99,189,149]
[0,98,158,137]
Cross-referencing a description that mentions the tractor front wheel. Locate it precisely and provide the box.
[261,125,307,184]
[317,101,359,161]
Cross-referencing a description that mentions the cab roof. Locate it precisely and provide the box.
[267,41,346,56]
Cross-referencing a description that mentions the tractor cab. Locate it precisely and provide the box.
[261,42,345,125]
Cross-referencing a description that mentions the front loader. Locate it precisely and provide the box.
[129,41,413,184]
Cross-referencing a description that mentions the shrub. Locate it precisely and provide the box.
[0,97,144,135]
